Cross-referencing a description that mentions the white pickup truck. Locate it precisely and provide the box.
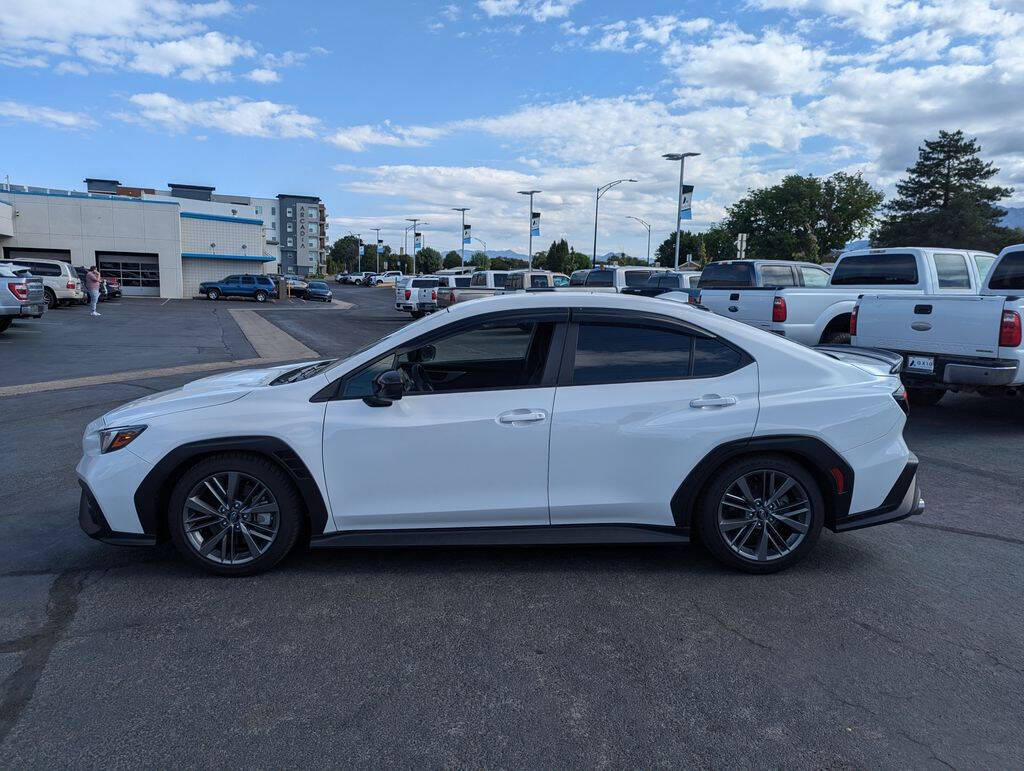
[437,270,509,308]
[852,244,1024,404]
[395,276,440,318]
[696,249,997,346]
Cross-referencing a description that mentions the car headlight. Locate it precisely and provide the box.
[97,425,147,453]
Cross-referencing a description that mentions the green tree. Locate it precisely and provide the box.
[726,172,882,261]
[469,251,490,269]
[416,247,442,274]
[873,130,1024,251]
[541,239,571,273]
[566,249,591,274]
[327,235,367,273]
[655,231,705,266]
[443,250,462,269]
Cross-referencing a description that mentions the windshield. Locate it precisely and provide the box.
[308,282,327,289]
[831,253,918,285]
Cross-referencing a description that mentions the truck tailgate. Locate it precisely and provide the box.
[699,289,776,331]
[856,294,1005,358]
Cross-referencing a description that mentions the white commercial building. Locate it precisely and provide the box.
[0,179,327,299]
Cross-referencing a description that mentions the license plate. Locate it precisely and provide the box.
[906,355,934,373]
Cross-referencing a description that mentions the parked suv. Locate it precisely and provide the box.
[0,257,83,309]
[0,263,46,333]
[199,274,278,303]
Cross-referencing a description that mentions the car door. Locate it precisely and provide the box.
[548,309,759,527]
[321,309,567,531]
[240,275,256,296]
[222,275,240,297]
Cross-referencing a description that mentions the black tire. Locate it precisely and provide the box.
[0,317,11,334]
[254,290,268,303]
[907,387,945,407]
[168,452,303,576]
[43,288,56,310]
[821,331,851,345]
[207,288,220,301]
[695,454,824,574]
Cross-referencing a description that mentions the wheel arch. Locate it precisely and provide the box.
[818,312,853,343]
[670,435,854,532]
[134,436,329,540]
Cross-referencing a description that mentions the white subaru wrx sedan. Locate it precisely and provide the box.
[77,292,923,576]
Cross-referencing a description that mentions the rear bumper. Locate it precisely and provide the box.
[833,454,924,532]
[897,352,1020,387]
[78,481,156,546]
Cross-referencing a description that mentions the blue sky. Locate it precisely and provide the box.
[2,0,1023,258]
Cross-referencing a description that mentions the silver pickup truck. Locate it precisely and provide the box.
[0,263,46,334]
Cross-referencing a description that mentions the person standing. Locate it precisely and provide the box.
[85,266,102,316]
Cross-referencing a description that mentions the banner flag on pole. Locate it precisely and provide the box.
[463,224,472,245]
[679,184,694,221]
[530,212,541,237]
[414,233,423,251]
[358,244,364,256]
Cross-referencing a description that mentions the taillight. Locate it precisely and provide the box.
[772,296,787,322]
[449,291,457,304]
[431,290,437,300]
[850,304,859,337]
[8,281,28,301]
[999,310,1021,347]
[404,289,411,300]
[689,292,701,305]
[892,385,909,415]
[67,281,76,289]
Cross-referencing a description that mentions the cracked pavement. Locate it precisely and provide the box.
[0,285,1022,767]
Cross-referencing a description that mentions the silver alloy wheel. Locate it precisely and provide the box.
[183,471,280,565]
[717,470,811,562]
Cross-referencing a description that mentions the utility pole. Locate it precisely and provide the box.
[517,190,540,265]
[452,207,470,267]
[372,227,382,272]
[592,178,637,267]
[663,152,700,269]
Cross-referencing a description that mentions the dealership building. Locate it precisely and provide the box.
[0,179,327,298]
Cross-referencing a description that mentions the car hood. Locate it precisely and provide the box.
[99,360,325,426]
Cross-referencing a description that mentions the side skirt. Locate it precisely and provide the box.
[310,523,691,550]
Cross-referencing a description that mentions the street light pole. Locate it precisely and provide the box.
[471,236,487,252]
[405,218,418,274]
[349,232,362,273]
[663,152,700,269]
[452,207,470,267]
[592,178,637,267]
[627,216,652,265]
[517,190,540,265]
[372,227,382,272]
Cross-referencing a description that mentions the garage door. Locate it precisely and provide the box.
[96,252,160,297]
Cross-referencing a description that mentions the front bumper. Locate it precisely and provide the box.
[78,481,156,546]
[833,454,924,532]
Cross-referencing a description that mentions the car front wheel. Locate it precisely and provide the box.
[696,455,824,574]
[168,453,302,576]
[207,288,220,300]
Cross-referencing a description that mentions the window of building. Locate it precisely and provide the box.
[254,206,262,215]
[286,207,293,218]
[287,237,293,247]
[286,222,293,232]
[307,209,317,221]
[308,238,317,248]
[271,206,276,215]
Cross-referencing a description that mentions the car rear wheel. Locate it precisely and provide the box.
[696,455,824,574]
[907,387,944,407]
[207,288,220,301]
[168,453,302,576]
[0,318,11,334]
[254,290,268,303]
[43,288,56,310]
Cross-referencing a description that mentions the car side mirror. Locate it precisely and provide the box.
[363,370,404,407]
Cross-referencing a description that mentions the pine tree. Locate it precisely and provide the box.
[873,130,1022,251]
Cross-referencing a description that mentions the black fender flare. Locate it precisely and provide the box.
[134,436,329,538]
[669,435,854,531]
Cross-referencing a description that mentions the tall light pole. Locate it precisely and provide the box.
[406,218,427,273]
[371,227,382,272]
[348,232,362,273]
[404,223,414,258]
[663,152,700,269]
[593,178,637,267]
[627,215,652,265]
[452,207,470,267]
[517,190,540,264]
[471,236,487,251]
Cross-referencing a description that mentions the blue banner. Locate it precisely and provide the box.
[414,233,423,251]
[679,184,694,221]
[530,212,540,237]
[358,244,365,256]
[463,224,471,245]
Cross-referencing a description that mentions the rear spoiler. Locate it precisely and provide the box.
[814,345,903,374]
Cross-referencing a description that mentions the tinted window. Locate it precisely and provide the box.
[257,276,274,286]
[341,355,395,399]
[471,273,487,287]
[988,251,1024,290]
[831,254,918,285]
[693,337,745,377]
[760,265,796,286]
[454,276,472,287]
[569,271,589,286]
[698,262,754,287]
[309,281,328,289]
[224,275,240,284]
[398,319,555,393]
[493,273,508,287]
[530,275,548,288]
[572,323,692,385]
[241,276,255,285]
[658,275,681,288]
[624,270,654,287]
[506,274,523,290]
[25,261,63,277]
[411,279,437,287]
[799,266,830,287]
[585,270,614,287]
[933,253,971,289]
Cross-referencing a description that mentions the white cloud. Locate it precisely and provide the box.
[246,67,280,83]
[442,4,461,21]
[54,60,88,75]
[0,100,96,129]
[327,123,451,152]
[477,0,581,22]
[118,92,320,138]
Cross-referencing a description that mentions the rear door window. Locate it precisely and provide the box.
[624,270,653,287]
[760,265,797,286]
[831,254,919,285]
[572,323,693,385]
[799,266,830,287]
[241,276,255,285]
[530,275,548,288]
[698,262,754,287]
[585,270,614,287]
[933,253,971,289]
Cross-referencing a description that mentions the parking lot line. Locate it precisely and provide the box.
[228,309,318,359]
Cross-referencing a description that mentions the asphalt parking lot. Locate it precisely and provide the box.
[1,284,1022,767]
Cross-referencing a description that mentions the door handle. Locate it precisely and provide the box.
[690,394,737,408]
[727,306,739,313]
[497,410,547,425]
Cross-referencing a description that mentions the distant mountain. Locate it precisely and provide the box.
[479,249,529,261]
[1001,207,1024,229]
